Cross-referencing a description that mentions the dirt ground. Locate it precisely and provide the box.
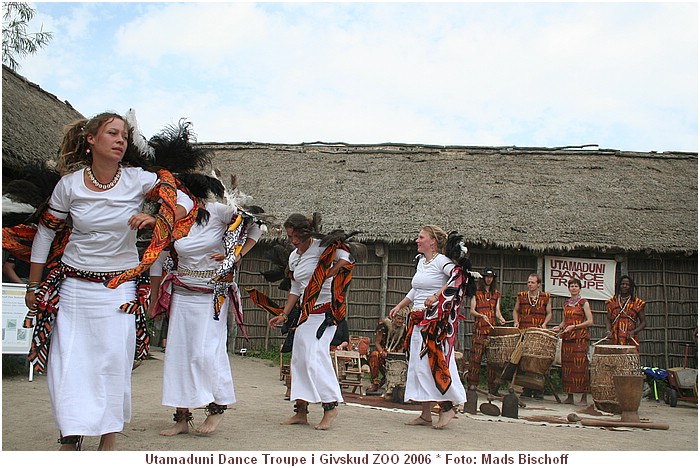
[2,351,697,457]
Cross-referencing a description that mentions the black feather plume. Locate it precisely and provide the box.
[446,231,477,296]
[175,173,225,201]
[2,160,61,226]
[149,119,212,173]
[261,242,294,290]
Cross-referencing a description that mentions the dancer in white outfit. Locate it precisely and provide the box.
[23,112,193,450]
[390,225,475,430]
[151,173,263,436]
[268,214,354,430]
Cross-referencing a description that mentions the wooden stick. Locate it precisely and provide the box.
[579,418,669,430]
[591,336,608,347]
[631,336,640,347]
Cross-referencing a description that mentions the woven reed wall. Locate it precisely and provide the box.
[230,242,697,370]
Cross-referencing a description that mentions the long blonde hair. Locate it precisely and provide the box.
[420,224,448,254]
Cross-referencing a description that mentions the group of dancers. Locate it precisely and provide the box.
[3,110,648,449]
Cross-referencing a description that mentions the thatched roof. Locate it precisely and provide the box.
[203,142,698,255]
[2,65,83,179]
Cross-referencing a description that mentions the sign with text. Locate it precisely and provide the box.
[545,256,616,301]
[2,283,33,354]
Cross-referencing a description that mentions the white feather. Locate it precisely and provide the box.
[125,109,154,160]
[459,241,468,255]
[2,196,35,214]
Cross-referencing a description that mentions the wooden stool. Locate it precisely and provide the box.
[333,350,364,395]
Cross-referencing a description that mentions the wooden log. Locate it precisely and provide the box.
[579,418,669,430]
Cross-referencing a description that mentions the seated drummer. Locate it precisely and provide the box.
[366,306,409,394]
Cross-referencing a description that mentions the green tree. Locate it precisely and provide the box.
[2,2,52,71]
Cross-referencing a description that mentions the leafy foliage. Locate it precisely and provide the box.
[2,2,52,70]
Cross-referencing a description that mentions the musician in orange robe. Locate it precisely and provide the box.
[605,275,646,351]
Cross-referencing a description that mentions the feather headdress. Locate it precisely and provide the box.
[2,160,61,227]
[446,231,480,296]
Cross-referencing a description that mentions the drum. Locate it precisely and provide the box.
[590,345,641,414]
[553,338,563,367]
[519,328,558,375]
[514,370,545,392]
[384,352,408,398]
[487,327,521,369]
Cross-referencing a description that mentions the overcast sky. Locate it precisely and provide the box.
[15,1,698,152]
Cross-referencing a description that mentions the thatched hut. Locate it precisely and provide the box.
[201,142,698,370]
[2,65,83,182]
[2,66,696,370]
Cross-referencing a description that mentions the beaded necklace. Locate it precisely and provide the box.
[528,292,539,307]
[423,252,439,265]
[566,296,583,308]
[86,166,121,190]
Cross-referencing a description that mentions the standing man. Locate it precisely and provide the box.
[605,275,646,351]
[467,267,506,395]
[513,273,552,399]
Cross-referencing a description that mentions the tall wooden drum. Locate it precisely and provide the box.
[590,345,641,414]
[519,328,558,375]
[384,352,408,399]
[487,327,521,369]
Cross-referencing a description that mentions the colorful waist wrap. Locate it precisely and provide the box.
[3,169,197,372]
[247,240,354,334]
[404,265,470,395]
[150,272,248,340]
[23,261,151,373]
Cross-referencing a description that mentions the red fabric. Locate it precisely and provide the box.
[517,291,550,329]
[473,290,501,335]
[606,295,646,351]
[560,297,590,393]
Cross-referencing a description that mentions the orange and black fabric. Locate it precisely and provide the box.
[473,290,501,335]
[23,262,151,373]
[105,169,197,289]
[247,288,285,316]
[298,240,354,325]
[516,291,550,329]
[606,296,646,350]
[248,240,354,337]
[2,211,71,265]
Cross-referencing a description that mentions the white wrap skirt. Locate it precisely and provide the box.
[404,324,467,405]
[47,277,136,436]
[290,312,343,403]
[161,285,235,408]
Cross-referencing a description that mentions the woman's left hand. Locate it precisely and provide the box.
[210,253,226,262]
[424,294,438,308]
[128,213,156,230]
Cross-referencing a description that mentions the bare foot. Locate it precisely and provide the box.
[405,415,433,426]
[280,412,309,425]
[562,395,575,405]
[577,396,588,406]
[58,442,79,451]
[315,408,338,430]
[98,433,117,451]
[195,413,224,435]
[433,408,457,429]
[160,420,190,436]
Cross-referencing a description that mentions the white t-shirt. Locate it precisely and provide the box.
[31,167,193,272]
[406,254,455,307]
[288,238,352,304]
[149,202,263,286]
